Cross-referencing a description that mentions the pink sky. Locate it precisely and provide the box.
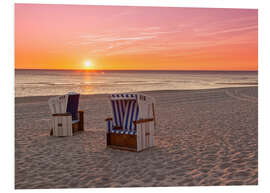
[15,4,258,70]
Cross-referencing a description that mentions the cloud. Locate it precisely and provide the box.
[89,36,156,42]
[201,25,257,36]
[66,17,257,57]
[140,30,183,36]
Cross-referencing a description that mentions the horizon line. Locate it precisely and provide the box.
[15,68,258,72]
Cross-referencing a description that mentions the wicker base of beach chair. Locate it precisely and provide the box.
[72,110,84,133]
[106,133,137,151]
[108,145,138,152]
[78,110,84,131]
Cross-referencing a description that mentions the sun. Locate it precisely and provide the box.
[84,61,92,68]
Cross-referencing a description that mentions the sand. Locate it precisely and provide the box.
[15,86,258,188]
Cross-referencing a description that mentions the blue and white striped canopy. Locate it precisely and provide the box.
[108,93,154,135]
[110,99,138,130]
[110,93,147,134]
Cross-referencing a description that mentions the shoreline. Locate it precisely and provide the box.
[15,68,259,72]
[15,86,258,103]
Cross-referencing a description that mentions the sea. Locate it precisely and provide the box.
[15,69,258,97]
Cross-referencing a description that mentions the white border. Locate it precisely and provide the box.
[11,0,261,9]
[2,0,269,193]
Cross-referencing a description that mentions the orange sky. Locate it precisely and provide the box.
[15,4,258,71]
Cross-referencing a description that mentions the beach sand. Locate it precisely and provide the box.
[15,86,258,188]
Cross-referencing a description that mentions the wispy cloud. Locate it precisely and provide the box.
[85,36,156,42]
[201,25,257,36]
[140,30,183,36]
[66,15,257,57]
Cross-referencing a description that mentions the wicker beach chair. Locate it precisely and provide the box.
[105,93,156,152]
[48,92,84,136]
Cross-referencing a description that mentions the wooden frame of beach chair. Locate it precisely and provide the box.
[48,93,84,136]
[105,93,156,152]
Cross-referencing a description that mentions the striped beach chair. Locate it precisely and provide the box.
[48,92,84,136]
[105,93,156,152]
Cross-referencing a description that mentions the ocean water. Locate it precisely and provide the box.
[15,70,258,97]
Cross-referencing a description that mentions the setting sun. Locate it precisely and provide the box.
[84,61,92,68]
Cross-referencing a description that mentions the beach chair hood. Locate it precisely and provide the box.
[110,93,155,132]
[48,92,80,121]
[106,93,156,151]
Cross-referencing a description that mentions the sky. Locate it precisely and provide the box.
[15,4,258,71]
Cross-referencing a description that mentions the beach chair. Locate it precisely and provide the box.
[48,92,84,136]
[105,93,156,152]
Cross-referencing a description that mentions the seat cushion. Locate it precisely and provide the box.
[72,120,79,124]
[111,129,136,135]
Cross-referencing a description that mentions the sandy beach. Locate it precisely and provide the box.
[15,86,258,188]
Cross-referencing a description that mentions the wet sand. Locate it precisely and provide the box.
[15,86,258,188]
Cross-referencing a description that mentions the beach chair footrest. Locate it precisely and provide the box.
[107,145,137,152]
